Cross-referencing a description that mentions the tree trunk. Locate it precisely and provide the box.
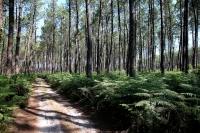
[51,0,56,74]
[105,16,109,73]
[6,0,14,77]
[109,0,113,72]
[68,0,72,73]
[151,0,155,71]
[138,1,142,72]
[97,0,102,74]
[182,0,188,73]
[128,0,136,77]
[148,0,151,71]
[192,0,198,69]
[0,0,3,29]
[28,1,36,75]
[123,1,127,70]
[117,0,121,71]
[15,0,22,74]
[85,0,93,78]
[0,7,5,74]
[60,18,64,72]
[160,0,165,74]
[167,0,173,71]
[100,22,104,71]
[75,0,79,73]
[0,0,3,72]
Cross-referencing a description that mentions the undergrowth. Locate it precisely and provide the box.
[42,70,200,133]
[0,74,36,133]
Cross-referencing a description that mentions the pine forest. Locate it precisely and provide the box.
[0,0,200,132]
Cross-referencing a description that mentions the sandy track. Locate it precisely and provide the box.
[7,78,126,133]
[8,78,97,133]
[36,78,97,133]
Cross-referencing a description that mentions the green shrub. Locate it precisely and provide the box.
[0,74,36,133]
[19,100,28,109]
[44,71,200,132]
[0,77,11,87]
[9,80,30,96]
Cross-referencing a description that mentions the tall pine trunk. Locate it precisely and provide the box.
[128,0,136,77]
[6,0,14,77]
[68,0,72,73]
[52,0,56,74]
[0,0,4,73]
[105,16,109,72]
[182,0,188,73]
[192,0,198,69]
[75,0,79,73]
[15,0,22,74]
[97,0,102,74]
[109,0,113,72]
[160,0,165,74]
[117,0,122,71]
[85,0,93,78]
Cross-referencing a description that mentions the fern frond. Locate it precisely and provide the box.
[190,106,200,115]
[162,89,185,100]
[78,87,90,93]
[181,93,196,97]
[179,83,193,90]
[153,92,164,96]
[150,98,176,109]
[135,100,150,107]
[172,101,188,109]
[137,88,150,92]
[0,113,3,120]
[134,93,151,98]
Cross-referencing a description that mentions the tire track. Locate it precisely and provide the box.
[36,78,97,133]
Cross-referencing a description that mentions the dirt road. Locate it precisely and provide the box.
[8,78,99,133]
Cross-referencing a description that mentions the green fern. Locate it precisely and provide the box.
[44,71,200,132]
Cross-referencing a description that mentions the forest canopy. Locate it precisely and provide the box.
[0,0,199,76]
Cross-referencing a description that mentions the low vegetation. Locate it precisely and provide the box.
[39,69,200,133]
[1,69,200,133]
[0,74,36,132]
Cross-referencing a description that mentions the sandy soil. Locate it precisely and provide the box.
[7,78,127,133]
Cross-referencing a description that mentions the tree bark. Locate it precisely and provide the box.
[68,0,72,73]
[192,0,198,69]
[75,0,79,73]
[160,0,165,74]
[15,0,22,74]
[167,0,173,71]
[85,0,93,78]
[0,0,4,74]
[0,0,3,28]
[151,0,155,71]
[105,15,109,72]
[109,0,113,72]
[52,0,56,74]
[182,0,188,74]
[97,0,102,74]
[123,1,127,70]
[138,1,142,72]
[117,0,122,71]
[128,0,136,77]
[178,0,183,71]
[6,0,14,77]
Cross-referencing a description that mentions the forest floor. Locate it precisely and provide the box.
[7,78,127,133]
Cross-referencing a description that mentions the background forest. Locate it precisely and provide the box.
[0,0,200,132]
[0,0,199,76]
